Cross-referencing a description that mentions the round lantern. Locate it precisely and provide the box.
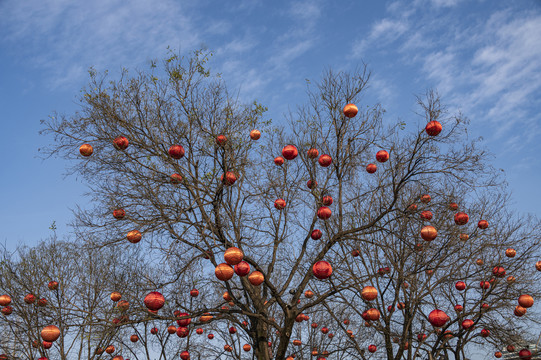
[305,290,314,298]
[307,179,317,189]
[376,150,389,163]
[41,325,60,342]
[171,173,183,183]
[312,261,332,280]
[216,135,227,146]
[274,199,286,210]
[478,220,489,229]
[495,352,502,358]
[0,295,11,307]
[249,271,264,286]
[420,211,433,220]
[130,334,139,343]
[200,313,213,322]
[425,121,442,136]
[243,344,251,352]
[180,351,190,360]
[168,145,185,159]
[150,327,158,335]
[126,230,142,244]
[144,291,165,311]
[366,308,380,321]
[481,329,490,337]
[420,194,431,204]
[318,154,332,167]
[307,148,319,159]
[79,144,93,156]
[480,281,491,289]
[428,309,449,327]
[113,208,125,219]
[459,233,469,241]
[250,130,261,140]
[322,195,333,206]
[105,345,115,354]
[1,306,12,315]
[361,286,377,301]
[190,289,199,297]
[110,292,122,302]
[518,295,534,308]
[421,225,438,241]
[368,344,377,353]
[505,248,516,257]
[343,103,358,118]
[518,349,532,360]
[222,171,237,186]
[176,312,191,326]
[366,163,377,173]
[461,319,474,330]
[215,263,234,281]
[454,212,469,225]
[24,294,35,304]
[317,206,332,220]
[48,281,58,290]
[234,261,250,276]
[196,328,203,334]
[176,327,189,338]
[515,305,527,317]
[113,136,129,150]
[311,229,322,240]
[507,345,516,352]
[282,145,298,160]
[274,156,285,166]
[455,281,466,291]
[418,333,427,341]
[224,247,244,265]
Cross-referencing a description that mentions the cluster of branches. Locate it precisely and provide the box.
[0,49,539,360]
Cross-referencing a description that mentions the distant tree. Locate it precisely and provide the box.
[27,49,541,360]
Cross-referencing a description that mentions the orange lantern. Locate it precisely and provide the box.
[274,199,286,210]
[425,121,442,136]
[421,225,438,241]
[506,248,516,257]
[216,135,227,146]
[366,163,377,173]
[41,325,60,342]
[361,286,377,301]
[0,295,11,307]
[79,144,93,156]
[249,271,264,286]
[126,230,142,243]
[376,150,389,163]
[224,247,244,265]
[454,212,469,225]
[343,103,358,118]
[274,156,284,166]
[110,292,121,302]
[250,130,261,140]
[518,295,534,308]
[215,263,234,281]
[478,220,489,229]
[420,194,431,203]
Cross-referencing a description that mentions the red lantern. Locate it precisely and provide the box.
[481,329,490,337]
[495,352,502,358]
[318,154,332,167]
[322,195,333,206]
[48,281,58,290]
[480,281,491,289]
[221,171,237,186]
[361,286,377,301]
[428,309,449,327]
[455,281,466,291]
[176,312,191,327]
[492,266,506,278]
[229,326,237,334]
[366,308,380,321]
[190,289,199,297]
[343,103,358,118]
[168,145,185,159]
[126,230,142,243]
[234,261,250,276]
[518,349,532,360]
[420,211,433,220]
[274,156,284,166]
[305,290,314,298]
[24,294,35,304]
[243,344,251,352]
[505,248,516,257]
[425,121,442,136]
[249,271,264,286]
[150,327,158,335]
[311,229,322,240]
[43,341,52,349]
[449,202,459,210]
[224,247,244,265]
[507,345,516,352]
[105,345,115,354]
[215,263,234,281]
[282,145,298,160]
[454,212,469,225]
[274,199,286,210]
[196,328,203,334]
[317,206,331,220]
[420,194,431,203]
[113,208,125,219]
[368,344,377,353]
[307,179,317,189]
[113,136,129,150]
[421,225,438,241]
[41,325,60,342]
[110,292,122,302]
[417,333,427,341]
[144,291,165,311]
[171,173,183,183]
[79,144,93,156]
[312,261,332,279]
[176,326,189,338]
[208,333,214,339]
[216,135,227,146]
[518,295,534,308]
[366,163,377,173]
[180,351,190,360]
[250,130,261,140]
[478,220,489,229]
[130,335,139,342]
[37,298,48,307]
[376,150,389,163]
[461,319,474,330]
[515,305,527,317]
[307,148,319,159]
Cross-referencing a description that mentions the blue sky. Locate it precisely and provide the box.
[0,0,540,248]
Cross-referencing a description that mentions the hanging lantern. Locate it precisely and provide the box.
[215,263,234,281]
[144,291,165,311]
[79,144,93,156]
[312,261,332,279]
